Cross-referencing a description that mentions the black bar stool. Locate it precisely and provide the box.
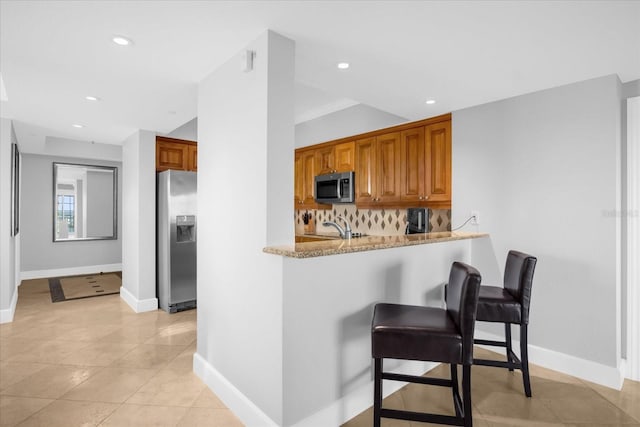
[473,250,537,397]
[371,262,482,427]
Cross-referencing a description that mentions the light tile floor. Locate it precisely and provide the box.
[0,279,243,427]
[342,348,640,427]
[3,279,640,426]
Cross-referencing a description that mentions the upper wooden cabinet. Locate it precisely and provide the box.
[354,137,376,202]
[294,151,304,206]
[315,145,335,175]
[294,147,331,209]
[400,127,426,203]
[424,120,451,203]
[316,141,355,175]
[294,113,451,209]
[398,122,451,207]
[333,141,355,172]
[355,133,401,205]
[156,136,197,172]
[187,144,197,172]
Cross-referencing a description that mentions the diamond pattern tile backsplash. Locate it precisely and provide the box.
[295,205,451,236]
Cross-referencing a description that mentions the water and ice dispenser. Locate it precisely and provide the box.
[176,215,196,243]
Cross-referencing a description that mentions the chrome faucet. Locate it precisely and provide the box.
[323,216,352,239]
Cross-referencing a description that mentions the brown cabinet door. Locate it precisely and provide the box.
[294,151,304,207]
[316,145,335,175]
[376,132,401,203]
[301,149,317,205]
[425,121,451,202]
[400,127,426,202]
[187,145,197,171]
[355,137,377,203]
[156,141,188,171]
[334,141,355,172]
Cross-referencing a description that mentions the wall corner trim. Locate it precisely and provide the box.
[119,286,158,313]
[0,288,18,323]
[475,330,625,390]
[120,286,158,313]
[193,352,279,427]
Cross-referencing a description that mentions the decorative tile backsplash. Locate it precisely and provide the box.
[295,205,451,236]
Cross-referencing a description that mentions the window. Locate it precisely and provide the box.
[57,194,75,233]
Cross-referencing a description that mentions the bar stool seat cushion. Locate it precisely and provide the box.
[372,303,463,364]
[476,286,521,323]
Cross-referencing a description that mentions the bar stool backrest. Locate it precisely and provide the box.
[503,250,537,324]
[445,262,482,364]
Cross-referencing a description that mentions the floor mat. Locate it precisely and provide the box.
[48,272,121,303]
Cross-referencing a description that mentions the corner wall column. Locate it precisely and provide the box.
[121,129,157,312]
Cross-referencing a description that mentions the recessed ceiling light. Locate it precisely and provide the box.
[85,96,100,101]
[72,124,84,128]
[112,35,133,46]
[425,99,436,105]
[337,62,350,70]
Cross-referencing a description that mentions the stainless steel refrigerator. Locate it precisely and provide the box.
[157,170,197,313]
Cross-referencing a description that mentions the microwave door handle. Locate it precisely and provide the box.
[336,180,342,199]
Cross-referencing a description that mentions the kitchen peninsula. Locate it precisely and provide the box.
[258,231,490,426]
[265,231,486,258]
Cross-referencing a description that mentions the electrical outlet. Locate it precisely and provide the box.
[470,211,480,225]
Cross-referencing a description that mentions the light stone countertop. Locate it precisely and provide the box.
[263,231,488,258]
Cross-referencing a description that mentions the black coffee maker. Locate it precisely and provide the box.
[406,208,429,234]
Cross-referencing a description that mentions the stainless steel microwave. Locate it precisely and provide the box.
[315,171,355,204]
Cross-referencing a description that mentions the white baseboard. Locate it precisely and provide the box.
[119,286,158,313]
[0,288,18,324]
[291,360,438,427]
[474,330,625,390]
[193,352,279,427]
[192,351,437,427]
[20,263,122,281]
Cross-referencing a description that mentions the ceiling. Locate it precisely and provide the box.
[1,1,639,153]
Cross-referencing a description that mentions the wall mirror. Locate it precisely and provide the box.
[53,162,117,242]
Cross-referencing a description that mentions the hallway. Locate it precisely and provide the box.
[0,278,242,427]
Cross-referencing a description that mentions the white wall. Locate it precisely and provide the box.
[195,30,294,425]
[453,75,622,374]
[620,79,640,361]
[121,130,157,312]
[20,154,122,275]
[626,95,640,381]
[0,118,19,323]
[41,136,122,162]
[295,104,406,148]
[166,118,197,141]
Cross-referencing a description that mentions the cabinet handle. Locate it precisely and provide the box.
[419,196,423,200]
[424,195,429,200]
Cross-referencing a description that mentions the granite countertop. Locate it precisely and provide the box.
[263,231,488,258]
